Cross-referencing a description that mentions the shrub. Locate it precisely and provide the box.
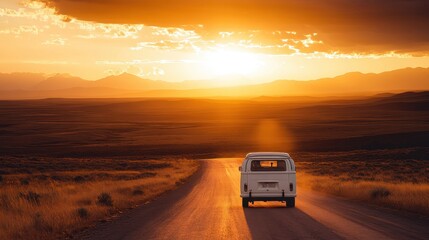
[20,178,30,185]
[97,193,113,206]
[76,208,89,218]
[370,187,391,200]
[19,191,41,205]
[132,189,144,196]
[73,176,85,183]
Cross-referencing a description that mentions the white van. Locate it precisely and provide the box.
[239,152,296,208]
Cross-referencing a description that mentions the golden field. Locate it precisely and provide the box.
[0,93,428,238]
[0,157,199,239]
[296,150,429,215]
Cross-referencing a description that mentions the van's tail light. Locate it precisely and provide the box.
[289,183,294,192]
[244,183,248,192]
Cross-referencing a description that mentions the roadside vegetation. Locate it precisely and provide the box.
[0,157,199,239]
[295,148,429,215]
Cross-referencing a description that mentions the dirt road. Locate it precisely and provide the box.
[81,158,429,240]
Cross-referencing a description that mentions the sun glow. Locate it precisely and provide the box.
[203,49,263,76]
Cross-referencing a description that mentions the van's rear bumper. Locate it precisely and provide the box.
[240,193,296,198]
[245,196,295,202]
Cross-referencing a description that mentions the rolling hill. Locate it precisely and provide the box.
[142,67,429,97]
[0,67,429,99]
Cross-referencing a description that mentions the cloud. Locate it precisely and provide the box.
[129,30,325,55]
[104,65,165,77]
[42,37,67,45]
[96,59,196,65]
[76,22,144,39]
[39,0,429,55]
[0,25,42,35]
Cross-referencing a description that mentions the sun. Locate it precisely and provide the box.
[203,49,262,77]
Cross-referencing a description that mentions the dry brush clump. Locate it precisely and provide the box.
[97,193,113,206]
[76,208,89,219]
[0,157,199,239]
[370,187,391,199]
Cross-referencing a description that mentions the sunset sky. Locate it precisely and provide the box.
[1,0,429,83]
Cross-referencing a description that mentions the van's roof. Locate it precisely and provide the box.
[246,152,290,158]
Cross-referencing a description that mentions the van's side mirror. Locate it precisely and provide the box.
[238,166,242,172]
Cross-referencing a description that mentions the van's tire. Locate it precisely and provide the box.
[286,197,295,208]
[242,198,249,208]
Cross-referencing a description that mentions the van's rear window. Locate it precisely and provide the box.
[251,160,286,171]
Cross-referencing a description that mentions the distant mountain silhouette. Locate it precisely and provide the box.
[142,67,429,97]
[0,73,46,90]
[33,74,92,91]
[1,67,429,99]
[94,73,178,90]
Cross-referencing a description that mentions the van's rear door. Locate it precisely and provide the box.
[247,159,288,196]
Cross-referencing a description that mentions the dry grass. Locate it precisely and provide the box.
[0,158,199,239]
[296,156,429,215]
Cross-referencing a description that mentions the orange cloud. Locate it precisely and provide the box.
[39,0,429,55]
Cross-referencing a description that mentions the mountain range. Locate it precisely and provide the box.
[1,67,429,99]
